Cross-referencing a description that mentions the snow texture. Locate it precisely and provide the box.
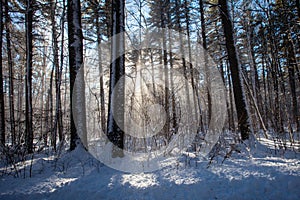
[0,137,299,200]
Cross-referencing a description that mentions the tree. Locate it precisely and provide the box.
[50,0,63,150]
[107,0,125,157]
[219,0,251,140]
[5,0,16,145]
[83,0,107,133]
[25,0,34,153]
[68,0,87,150]
[58,0,66,143]
[0,0,5,145]
[199,0,209,131]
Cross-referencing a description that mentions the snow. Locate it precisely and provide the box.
[1,137,299,200]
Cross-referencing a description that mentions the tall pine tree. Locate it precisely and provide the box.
[107,0,125,157]
[219,0,251,140]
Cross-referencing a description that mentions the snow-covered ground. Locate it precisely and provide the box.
[0,137,299,200]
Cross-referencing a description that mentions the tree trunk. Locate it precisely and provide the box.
[167,29,178,135]
[185,0,200,129]
[49,61,54,147]
[107,0,125,157]
[68,0,87,151]
[5,0,15,145]
[161,13,170,141]
[219,0,251,140]
[199,0,211,130]
[96,11,106,134]
[51,0,63,150]
[25,0,34,153]
[261,55,268,129]
[287,40,300,132]
[105,0,112,37]
[0,0,5,145]
[59,0,66,143]
[17,73,23,144]
[41,48,46,146]
[226,60,235,131]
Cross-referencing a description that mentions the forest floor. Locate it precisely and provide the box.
[0,135,300,200]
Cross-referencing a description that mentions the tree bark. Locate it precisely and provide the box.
[107,0,125,157]
[49,60,54,147]
[161,8,170,141]
[51,0,58,150]
[226,61,235,131]
[287,40,300,132]
[51,0,63,150]
[95,10,106,134]
[184,0,200,129]
[219,0,251,140]
[5,0,15,145]
[167,29,178,135]
[68,0,86,151]
[105,0,112,37]
[0,0,5,145]
[58,0,65,143]
[199,0,211,130]
[25,0,34,153]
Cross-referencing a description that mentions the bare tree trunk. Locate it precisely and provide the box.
[226,61,235,131]
[96,12,106,134]
[25,0,34,153]
[242,72,268,138]
[175,0,192,130]
[105,0,112,37]
[215,17,234,131]
[5,0,15,145]
[246,16,262,131]
[107,0,125,157]
[199,0,212,128]
[59,0,66,143]
[45,88,50,146]
[266,2,284,133]
[167,29,178,134]
[287,40,300,132]
[199,0,210,130]
[68,0,86,151]
[49,63,54,147]
[219,0,251,140]
[184,0,200,129]
[0,0,5,145]
[261,55,268,129]
[17,73,23,144]
[41,47,46,146]
[51,0,62,150]
[162,17,170,141]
